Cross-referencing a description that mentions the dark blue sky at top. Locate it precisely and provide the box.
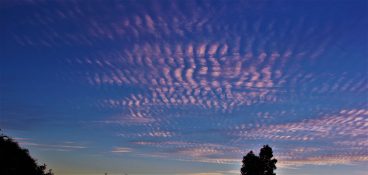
[0,0,367,175]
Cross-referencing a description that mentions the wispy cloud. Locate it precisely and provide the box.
[111,147,133,153]
[19,141,87,152]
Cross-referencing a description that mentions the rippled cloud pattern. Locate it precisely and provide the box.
[1,0,367,175]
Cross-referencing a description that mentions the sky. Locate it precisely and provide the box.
[0,0,367,175]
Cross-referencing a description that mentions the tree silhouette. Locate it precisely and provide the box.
[241,151,262,175]
[0,130,54,175]
[259,145,277,175]
[241,145,277,175]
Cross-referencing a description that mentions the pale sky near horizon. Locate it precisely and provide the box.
[1,0,367,175]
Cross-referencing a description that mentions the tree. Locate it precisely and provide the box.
[259,145,277,175]
[241,151,262,175]
[241,145,277,175]
[0,130,54,175]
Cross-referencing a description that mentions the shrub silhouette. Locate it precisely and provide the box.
[241,145,277,175]
[0,131,54,175]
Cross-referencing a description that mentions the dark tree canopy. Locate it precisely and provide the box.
[241,145,277,175]
[0,131,54,175]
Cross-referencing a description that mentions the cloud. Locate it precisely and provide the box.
[111,147,133,153]
[229,109,368,141]
[19,141,86,152]
[3,0,367,172]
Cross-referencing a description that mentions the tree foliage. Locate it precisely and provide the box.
[241,145,277,175]
[0,131,54,175]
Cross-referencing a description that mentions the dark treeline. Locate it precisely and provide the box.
[0,130,53,175]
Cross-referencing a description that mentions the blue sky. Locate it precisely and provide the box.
[0,0,367,175]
